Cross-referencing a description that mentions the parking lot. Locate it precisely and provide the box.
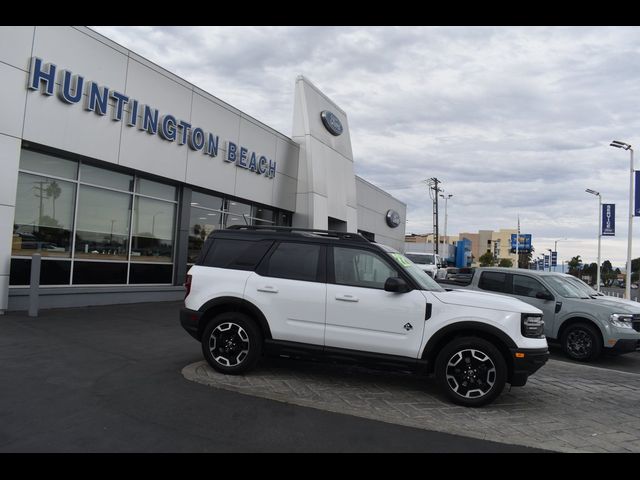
[2,300,639,452]
[186,341,640,453]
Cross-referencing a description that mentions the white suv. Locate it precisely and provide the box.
[181,226,549,407]
[404,252,446,279]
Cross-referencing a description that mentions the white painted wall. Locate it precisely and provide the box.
[291,76,357,230]
[356,176,406,251]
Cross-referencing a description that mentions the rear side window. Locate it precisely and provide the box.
[478,271,510,293]
[263,242,322,282]
[200,239,273,271]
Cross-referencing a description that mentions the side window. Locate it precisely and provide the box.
[478,271,510,293]
[264,242,322,282]
[513,275,551,298]
[201,239,273,270]
[333,247,399,289]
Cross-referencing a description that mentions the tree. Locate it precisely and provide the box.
[568,255,582,277]
[479,251,496,267]
[45,181,61,220]
[498,258,513,268]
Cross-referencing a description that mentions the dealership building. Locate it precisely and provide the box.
[0,26,406,313]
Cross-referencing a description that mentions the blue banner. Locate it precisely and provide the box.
[602,203,615,236]
[636,171,640,216]
[544,255,549,268]
[510,233,532,253]
[551,251,557,267]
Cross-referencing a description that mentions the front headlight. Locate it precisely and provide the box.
[609,313,634,329]
[521,314,545,338]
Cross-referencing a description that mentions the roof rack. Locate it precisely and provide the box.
[226,225,370,243]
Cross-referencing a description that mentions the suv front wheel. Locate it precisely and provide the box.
[435,337,507,407]
[561,322,602,361]
[201,312,263,374]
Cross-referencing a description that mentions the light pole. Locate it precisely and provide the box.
[547,249,553,272]
[554,238,566,274]
[439,193,453,251]
[610,140,634,299]
[585,189,602,292]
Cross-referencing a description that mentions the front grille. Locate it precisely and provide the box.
[633,322,640,333]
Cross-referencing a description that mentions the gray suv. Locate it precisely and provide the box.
[447,268,640,361]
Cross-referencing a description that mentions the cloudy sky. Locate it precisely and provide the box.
[93,26,640,268]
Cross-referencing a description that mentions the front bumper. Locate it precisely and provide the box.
[180,307,202,340]
[609,338,640,354]
[509,347,549,387]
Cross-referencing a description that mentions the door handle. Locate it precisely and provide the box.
[336,294,359,302]
[257,286,279,293]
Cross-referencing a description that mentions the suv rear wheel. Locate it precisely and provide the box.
[435,337,506,407]
[561,322,602,361]
[201,312,263,374]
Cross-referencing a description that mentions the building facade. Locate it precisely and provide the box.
[0,26,406,313]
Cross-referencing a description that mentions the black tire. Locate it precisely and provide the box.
[561,323,602,362]
[435,336,507,407]
[201,312,263,374]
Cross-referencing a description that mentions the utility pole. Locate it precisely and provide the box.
[425,178,442,254]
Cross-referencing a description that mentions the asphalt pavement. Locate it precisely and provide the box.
[0,301,543,453]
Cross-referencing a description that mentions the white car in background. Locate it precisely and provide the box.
[405,252,447,279]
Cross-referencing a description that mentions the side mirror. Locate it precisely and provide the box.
[384,277,411,293]
[536,291,554,301]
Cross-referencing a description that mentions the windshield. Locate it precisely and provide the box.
[389,252,444,291]
[545,276,591,299]
[565,276,601,297]
[405,253,434,265]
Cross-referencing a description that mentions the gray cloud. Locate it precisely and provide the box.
[92,26,640,266]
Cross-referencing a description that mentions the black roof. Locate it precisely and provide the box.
[215,225,371,244]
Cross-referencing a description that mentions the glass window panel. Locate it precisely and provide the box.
[333,247,398,289]
[72,261,127,284]
[190,191,223,211]
[9,258,30,286]
[40,260,71,285]
[478,272,510,293]
[131,197,175,262]
[265,242,321,282]
[75,185,131,261]
[12,172,75,258]
[224,199,251,227]
[188,207,221,263]
[129,263,173,284]
[80,163,133,191]
[19,149,78,180]
[201,239,273,270]
[252,206,275,225]
[136,178,176,201]
[513,275,551,298]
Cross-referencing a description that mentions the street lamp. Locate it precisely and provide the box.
[439,192,453,245]
[585,189,602,292]
[554,238,567,273]
[547,248,553,272]
[610,140,634,299]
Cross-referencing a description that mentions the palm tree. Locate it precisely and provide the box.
[45,181,61,220]
[568,255,582,277]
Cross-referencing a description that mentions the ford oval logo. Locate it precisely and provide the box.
[386,209,401,228]
[320,110,343,136]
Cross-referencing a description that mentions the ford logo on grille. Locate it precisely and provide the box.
[320,110,343,136]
